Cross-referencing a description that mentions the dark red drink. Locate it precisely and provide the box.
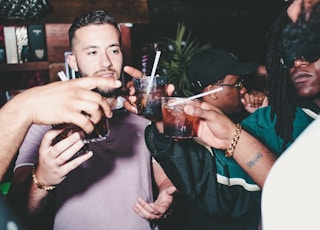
[161,97,200,139]
[134,76,167,121]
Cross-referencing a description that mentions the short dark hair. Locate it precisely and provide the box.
[68,10,121,49]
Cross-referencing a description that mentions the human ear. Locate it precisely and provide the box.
[206,85,218,100]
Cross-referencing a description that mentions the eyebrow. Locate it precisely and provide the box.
[109,43,121,48]
[82,43,120,50]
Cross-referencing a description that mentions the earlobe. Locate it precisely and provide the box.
[206,85,218,100]
[67,54,79,72]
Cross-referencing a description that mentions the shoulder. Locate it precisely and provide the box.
[16,124,51,169]
[241,106,274,128]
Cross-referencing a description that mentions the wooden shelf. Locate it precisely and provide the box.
[0,62,49,72]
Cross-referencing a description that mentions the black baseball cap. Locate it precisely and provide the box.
[188,49,258,90]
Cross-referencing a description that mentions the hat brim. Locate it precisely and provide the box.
[230,62,259,76]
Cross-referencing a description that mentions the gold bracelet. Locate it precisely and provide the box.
[225,123,242,158]
[32,166,56,191]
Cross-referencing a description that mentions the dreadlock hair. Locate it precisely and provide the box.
[282,1,320,60]
[266,7,298,150]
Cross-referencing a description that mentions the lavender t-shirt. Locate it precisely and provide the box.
[16,109,158,230]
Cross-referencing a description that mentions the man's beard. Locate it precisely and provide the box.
[92,87,117,98]
[92,87,128,98]
[77,68,121,98]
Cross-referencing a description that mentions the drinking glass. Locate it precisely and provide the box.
[161,97,200,139]
[133,75,167,121]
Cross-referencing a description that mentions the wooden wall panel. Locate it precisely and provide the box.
[45,23,71,63]
[43,0,149,24]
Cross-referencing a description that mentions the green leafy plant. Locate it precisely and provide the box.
[158,23,211,96]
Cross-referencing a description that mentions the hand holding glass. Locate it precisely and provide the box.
[133,76,167,121]
[52,115,109,159]
[161,97,200,139]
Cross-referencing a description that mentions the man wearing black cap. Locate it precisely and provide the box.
[140,48,265,230]
[188,48,266,122]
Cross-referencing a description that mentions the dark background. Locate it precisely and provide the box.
[0,0,290,101]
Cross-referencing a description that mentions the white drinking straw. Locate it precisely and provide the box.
[58,71,68,81]
[145,50,162,96]
[150,50,161,77]
[168,87,224,106]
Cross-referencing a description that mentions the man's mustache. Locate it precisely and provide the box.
[92,87,129,98]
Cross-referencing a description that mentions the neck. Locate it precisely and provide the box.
[106,97,118,109]
[313,97,320,108]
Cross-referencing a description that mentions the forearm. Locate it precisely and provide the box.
[231,130,277,188]
[0,97,33,181]
[8,167,52,216]
[28,180,52,216]
[153,161,175,193]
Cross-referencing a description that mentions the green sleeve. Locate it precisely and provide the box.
[145,123,261,219]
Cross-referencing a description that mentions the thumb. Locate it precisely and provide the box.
[165,186,177,195]
[184,102,215,117]
[262,96,269,107]
[123,66,143,78]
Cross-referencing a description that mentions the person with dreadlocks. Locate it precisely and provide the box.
[176,0,320,187]
[131,2,320,224]
[127,4,295,230]
[123,0,319,229]
[262,0,320,229]
[265,0,320,150]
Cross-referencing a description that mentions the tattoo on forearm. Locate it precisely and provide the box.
[247,152,263,168]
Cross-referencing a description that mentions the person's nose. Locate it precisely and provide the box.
[293,58,309,68]
[100,53,112,69]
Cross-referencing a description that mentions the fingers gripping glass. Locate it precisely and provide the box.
[212,79,244,89]
[280,55,320,69]
[51,117,109,161]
